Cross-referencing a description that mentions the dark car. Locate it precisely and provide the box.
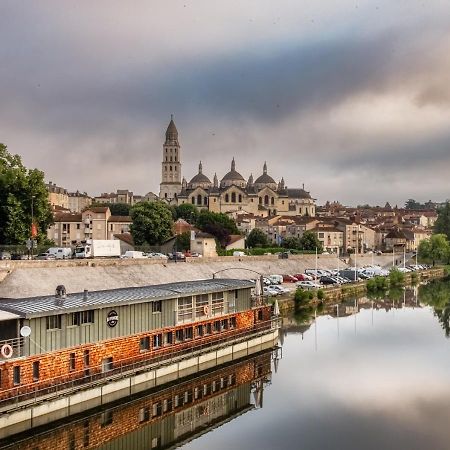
[320,276,339,285]
[168,252,186,261]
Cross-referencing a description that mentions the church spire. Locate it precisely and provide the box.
[263,161,267,174]
[213,172,218,188]
[231,157,236,171]
[198,161,203,174]
[248,173,254,186]
[165,115,178,144]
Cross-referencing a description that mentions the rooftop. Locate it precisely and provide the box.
[0,279,253,318]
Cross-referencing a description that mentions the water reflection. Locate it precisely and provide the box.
[419,278,450,337]
[0,351,274,450]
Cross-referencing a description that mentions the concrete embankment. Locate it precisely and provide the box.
[0,254,346,299]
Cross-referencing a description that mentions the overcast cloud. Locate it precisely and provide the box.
[1,0,449,205]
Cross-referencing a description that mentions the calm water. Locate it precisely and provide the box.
[2,279,450,450]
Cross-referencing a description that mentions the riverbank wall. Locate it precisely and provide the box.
[0,254,348,298]
[277,267,446,313]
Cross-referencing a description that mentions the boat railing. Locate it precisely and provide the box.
[0,337,25,360]
[0,318,278,410]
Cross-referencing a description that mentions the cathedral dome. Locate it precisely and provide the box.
[220,158,246,188]
[254,162,277,191]
[188,161,212,189]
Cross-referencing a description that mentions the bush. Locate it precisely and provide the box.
[367,276,388,292]
[317,289,325,300]
[389,268,405,287]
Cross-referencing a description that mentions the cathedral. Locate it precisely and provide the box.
[159,116,316,217]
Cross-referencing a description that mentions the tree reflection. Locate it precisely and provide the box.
[419,279,450,337]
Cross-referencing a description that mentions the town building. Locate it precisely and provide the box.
[94,189,158,206]
[68,191,92,213]
[158,117,316,217]
[46,181,69,210]
[47,207,132,246]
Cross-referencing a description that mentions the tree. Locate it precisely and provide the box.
[246,229,268,248]
[130,201,174,246]
[299,231,323,252]
[195,210,239,248]
[281,237,301,250]
[174,203,199,224]
[434,202,450,241]
[405,198,422,210]
[0,143,53,245]
[418,234,450,266]
[176,231,191,252]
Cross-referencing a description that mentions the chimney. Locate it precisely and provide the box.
[83,289,89,301]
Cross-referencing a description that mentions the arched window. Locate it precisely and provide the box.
[225,194,229,202]
[238,194,242,203]
[170,156,172,162]
[174,166,177,171]
[170,166,173,171]
[191,197,195,204]
[271,197,275,205]
[259,197,262,205]
[264,195,269,205]
[197,194,202,205]
[231,192,236,203]
[204,196,208,206]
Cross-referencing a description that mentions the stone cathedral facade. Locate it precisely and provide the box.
[159,117,316,217]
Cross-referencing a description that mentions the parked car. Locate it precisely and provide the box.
[282,274,298,283]
[35,253,56,260]
[121,251,148,259]
[269,285,290,294]
[147,252,168,260]
[168,252,186,261]
[268,275,283,285]
[263,286,280,296]
[293,273,314,281]
[262,277,272,286]
[47,247,73,259]
[0,251,11,260]
[296,280,321,290]
[320,276,339,285]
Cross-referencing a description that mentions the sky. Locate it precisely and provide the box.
[1,1,450,206]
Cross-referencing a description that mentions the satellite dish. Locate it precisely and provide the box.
[20,326,31,337]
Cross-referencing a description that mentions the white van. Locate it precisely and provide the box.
[47,247,72,259]
[121,251,148,259]
[233,251,246,257]
[268,274,283,284]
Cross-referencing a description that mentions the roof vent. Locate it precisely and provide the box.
[55,285,67,299]
[83,289,89,301]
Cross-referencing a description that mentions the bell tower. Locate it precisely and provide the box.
[159,115,182,201]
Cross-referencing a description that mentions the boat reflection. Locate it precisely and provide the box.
[0,350,276,450]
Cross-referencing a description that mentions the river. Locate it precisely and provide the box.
[2,278,450,450]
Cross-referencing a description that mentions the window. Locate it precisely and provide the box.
[152,301,162,313]
[225,194,229,202]
[99,411,113,427]
[264,195,269,205]
[197,194,202,205]
[140,336,150,351]
[177,297,193,322]
[230,317,237,329]
[46,315,62,330]
[318,232,324,238]
[221,319,228,331]
[77,223,80,229]
[102,357,113,372]
[205,323,212,335]
[185,327,193,340]
[229,293,236,313]
[212,292,224,315]
[213,321,220,333]
[231,192,236,203]
[238,194,242,203]
[32,361,40,381]
[165,332,173,345]
[13,366,20,385]
[175,329,184,343]
[191,197,195,204]
[196,325,204,337]
[204,196,208,206]
[139,407,150,423]
[195,294,209,318]
[69,353,76,371]
[69,310,94,326]
[153,334,162,348]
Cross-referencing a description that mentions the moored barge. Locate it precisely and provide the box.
[0,278,278,432]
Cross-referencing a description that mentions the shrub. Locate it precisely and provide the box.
[389,268,405,287]
[317,289,325,300]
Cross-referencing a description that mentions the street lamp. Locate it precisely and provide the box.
[30,195,35,258]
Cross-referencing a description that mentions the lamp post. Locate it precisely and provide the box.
[30,195,35,258]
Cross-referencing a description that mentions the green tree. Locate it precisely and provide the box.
[281,237,301,250]
[176,231,191,252]
[0,143,53,244]
[174,203,199,224]
[130,201,174,246]
[196,210,239,248]
[246,229,268,248]
[299,231,323,252]
[434,202,450,240]
[89,202,131,216]
[404,198,422,210]
[418,234,450,266]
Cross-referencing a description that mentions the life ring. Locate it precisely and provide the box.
[203,305,210,316]
[1,344,13,359]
